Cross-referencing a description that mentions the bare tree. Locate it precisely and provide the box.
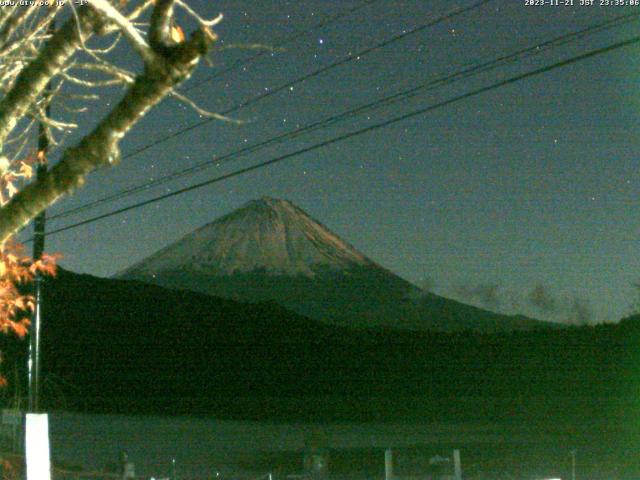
[0,0,222,243]
[0,0,222,345]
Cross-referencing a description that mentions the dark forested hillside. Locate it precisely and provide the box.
[1,269,638,437]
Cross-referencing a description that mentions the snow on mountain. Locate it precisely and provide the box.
[121,197,374,278]
[118,197,551,332]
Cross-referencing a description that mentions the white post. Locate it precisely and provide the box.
[25,413,51,480]
[385,448,393,480]
[453,449,462,480]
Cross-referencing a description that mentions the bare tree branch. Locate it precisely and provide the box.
[126,0,155,22]
[0,4,39,50]
[0,6,212,242]
[0,6,103,147]
[149,0,177,50]
[89,0,156,64]
[170,90,241,123]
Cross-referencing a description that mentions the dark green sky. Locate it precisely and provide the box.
[32,0,640,323]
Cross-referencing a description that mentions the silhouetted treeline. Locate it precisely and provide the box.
[1,268,638,430]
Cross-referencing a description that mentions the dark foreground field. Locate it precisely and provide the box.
[44,412,640,480]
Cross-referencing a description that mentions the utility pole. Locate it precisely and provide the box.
[453,449,462,480]
[24,61,54,479]
[25,75,53,480]
[385,449,393,480]
[28,17,55,415]
[25,16,59,480]
[27,80,49,414]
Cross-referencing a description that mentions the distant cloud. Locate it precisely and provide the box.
[405,276,436,301]
[453,283,501,310]
[566,297,592,325]
[440,278,599,324]
[628,282,640,315]
[528,284,557,313]
[505,291,522,311]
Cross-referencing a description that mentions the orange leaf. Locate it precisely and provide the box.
[10,320,29,338]
[170,24,185,43]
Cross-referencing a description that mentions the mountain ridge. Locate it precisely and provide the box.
[119,197,552,332]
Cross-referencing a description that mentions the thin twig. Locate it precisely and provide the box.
[170,90,243,124]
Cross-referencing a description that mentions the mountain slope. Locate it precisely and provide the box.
[119,197,551,332]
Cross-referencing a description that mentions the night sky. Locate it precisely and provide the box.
[23,0,640,324]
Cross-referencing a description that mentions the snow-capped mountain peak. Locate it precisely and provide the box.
[120,197,374,278]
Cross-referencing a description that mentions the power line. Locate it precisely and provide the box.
[183,0,381,93]
[33,33,640,241]
[48,0,494,221]
[48,10,640,222]
[118,0,493,161]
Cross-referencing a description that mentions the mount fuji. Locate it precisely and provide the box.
[119,197,550,332]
